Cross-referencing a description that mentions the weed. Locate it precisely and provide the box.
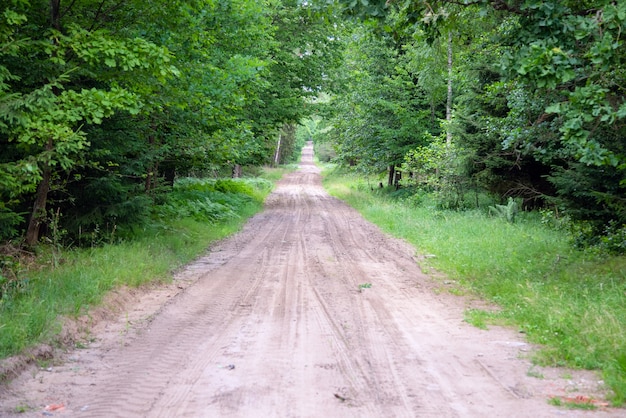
[464,309,494,330]
[526,365,544,379]
[358,283,372,292]
[14,404,31,413]
[0,249,31,303]
[36,359,52,370]
[46,208,66,268]
[548,397,562,407]
[548,396,599,410]
[446,286,466,296]
[74,341,88,349]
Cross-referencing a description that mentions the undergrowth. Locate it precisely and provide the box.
[322,168,626,406]
[153,178,271,223]
[0,174,278,361]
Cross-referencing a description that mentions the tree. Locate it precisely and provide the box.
[1,0,345,245]
[0,1,174,245]
[323,23,432,181]
[328,0,626,234]
[244,0,344,166]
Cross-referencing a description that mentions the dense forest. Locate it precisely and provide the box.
[0,0,342,246]
[317,0,626,252]
[1,0,625,251]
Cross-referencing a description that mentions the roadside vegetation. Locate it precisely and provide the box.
[1,0,325,371]
[0,171,287,366]
[323,168,626,406]
[2,0,625,408]
[311,1,626,407]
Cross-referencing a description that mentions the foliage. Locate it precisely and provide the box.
[153,178,265,224]
[320,0,626,247]
[0,0,342,245]
[598,222,626,255]
[0,205,23,240]
[488,197,519,223]
[0,2,174,197]
[314,142,336,163]
[402,135,473,209]
[320,22,432,174]
[0,174,273,359]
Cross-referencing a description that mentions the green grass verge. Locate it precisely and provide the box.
[323,169,626,405]
[0,171,285,362]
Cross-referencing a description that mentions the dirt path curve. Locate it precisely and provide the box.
[1,142,618,417]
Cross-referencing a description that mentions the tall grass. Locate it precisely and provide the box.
[0,174,277,362]
[323,169,626,405]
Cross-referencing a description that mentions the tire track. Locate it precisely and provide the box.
[2,141,619,418]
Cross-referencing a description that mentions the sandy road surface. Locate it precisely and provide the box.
[1,142,619,417]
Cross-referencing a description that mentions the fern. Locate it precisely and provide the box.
[489,197,519,223]
[153,177,269,224]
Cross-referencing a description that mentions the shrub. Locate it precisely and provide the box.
[0,205,23,242]
[315,142,336,163]
[153,177,271,224]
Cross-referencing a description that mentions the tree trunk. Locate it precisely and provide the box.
[145,127,157,193]
[274,133,282,166]
[50,0,61,30]
[25,2,61,246]
[387,164,395,187]
[25,143,52,246]
[232,164,242,178]
[446,31,453,146]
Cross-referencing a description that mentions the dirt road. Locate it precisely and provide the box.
[1,142,617,417]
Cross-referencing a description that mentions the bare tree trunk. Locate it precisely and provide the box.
[388,165,395,187]
[274,134,282,167]
[446,31,453,147]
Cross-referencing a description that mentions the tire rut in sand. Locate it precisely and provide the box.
[1,141,619,418]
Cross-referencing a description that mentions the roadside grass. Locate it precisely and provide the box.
[258,165,298,183]
[322,169,626,405]
[0,170,284,362]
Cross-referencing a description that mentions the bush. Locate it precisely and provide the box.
[315,142,336,163]
[153,177,272,224]
[599,222,626,254]
[0,205,23,242]
[402,136,475,210]
[61,175,154,246]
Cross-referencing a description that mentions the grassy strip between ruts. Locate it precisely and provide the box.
[322,168,626,406]
[0,168,289,367]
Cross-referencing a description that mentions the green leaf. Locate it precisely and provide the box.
[545,102,563,114]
